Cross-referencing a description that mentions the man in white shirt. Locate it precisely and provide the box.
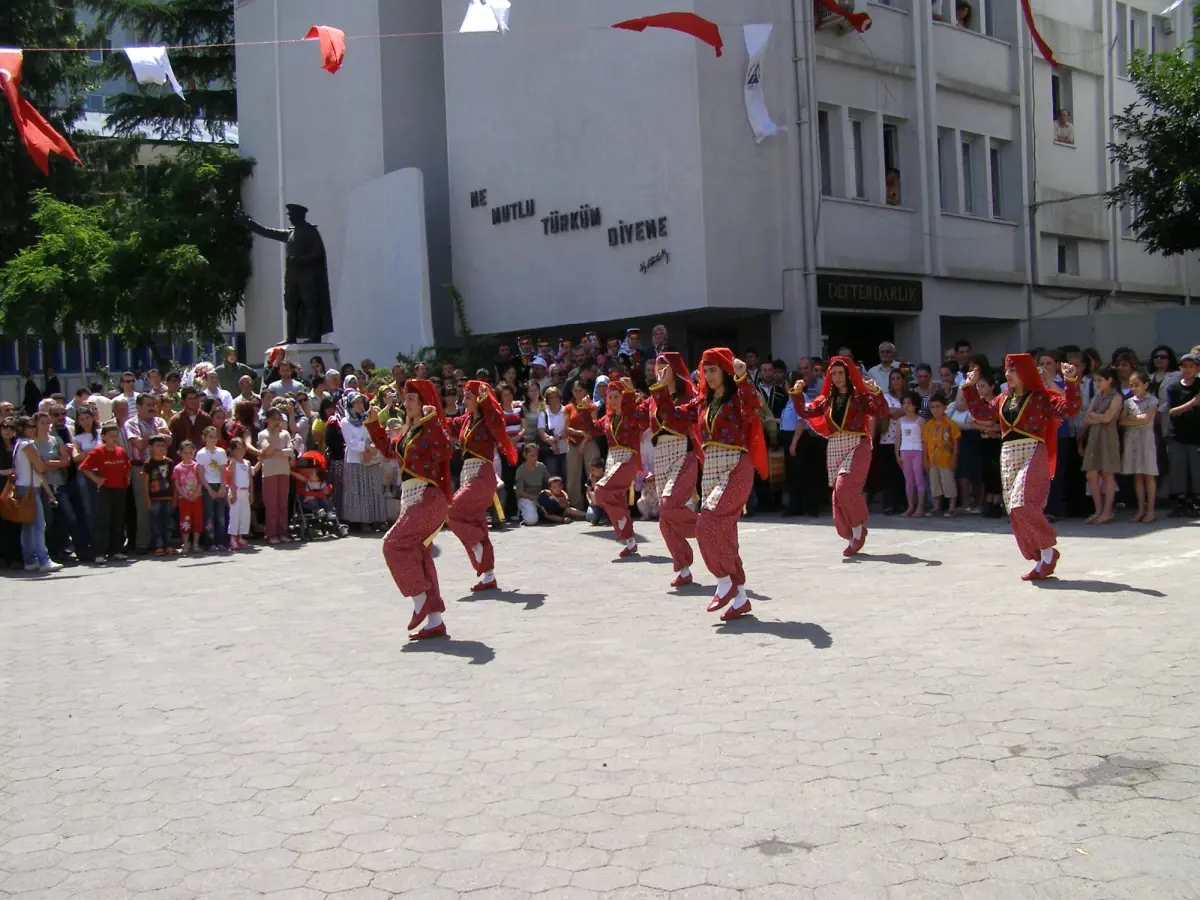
[202,370,234,413]
[865,342,901,388]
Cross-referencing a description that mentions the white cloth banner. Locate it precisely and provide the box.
[124,46,185,99]
[743,25,783,144]
[460,0,511,33]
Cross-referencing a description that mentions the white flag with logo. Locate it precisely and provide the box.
[460,0,511,33]
[743,24,783,144]
[124,46,185,99]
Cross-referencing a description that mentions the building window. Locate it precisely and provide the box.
[1051,70,1075,144]
[1151,14,1175,53]
[961,137,977,214]
[935,1,999,37]
[850,117,866,200]
[883,122,901,206]
[817,109,833,197]
[84,93,105,112]
[989,144,1003,218]
[86,40,111,65]
[937,128,956,213]
[1056,239,1080,275]
[1116,3,1149,78]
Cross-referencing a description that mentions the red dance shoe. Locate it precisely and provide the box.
[407,595,436,631]
[409,623,448,641]
[706,585,737,613]
[670,573,693,588]
[1021,564,1043,582]
[618,544,639,559]
[720,599,752,621]
[843,528,868,557]
[1040,548,1060,578]
[471,579,498,593]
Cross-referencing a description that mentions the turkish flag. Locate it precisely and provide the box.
[0,49,82,176]
[612,12,724,57]
[1019,0,1059,67]
[304,26,346,74]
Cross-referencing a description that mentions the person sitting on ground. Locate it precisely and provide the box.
[538,475,585,523]
[514,442,550,525]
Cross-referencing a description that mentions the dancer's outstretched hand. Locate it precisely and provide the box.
[733,358,747,377]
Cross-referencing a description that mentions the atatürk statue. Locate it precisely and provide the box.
[244,203,334,345]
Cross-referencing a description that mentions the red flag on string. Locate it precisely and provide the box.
[612,12,724,57]
[304,25,346,74]
[1019,0,1059,67]
[0,50,82,176]
[815,0,872,33]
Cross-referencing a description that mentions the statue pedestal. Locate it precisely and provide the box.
[267,342,341,374]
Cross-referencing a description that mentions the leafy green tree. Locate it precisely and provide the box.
[88,0,235,140]
[1108,17,1200,255]
[0,146,253,364]
[0,1,98,265]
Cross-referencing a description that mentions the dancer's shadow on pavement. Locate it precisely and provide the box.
[457,590,546,611]
[843,552,942,567]
[715,619,833,648]
[1033,579,1165,597]
[402,638,496,665]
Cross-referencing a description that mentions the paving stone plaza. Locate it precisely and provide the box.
[3,515,1199,899]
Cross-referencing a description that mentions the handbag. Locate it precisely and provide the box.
[0,475,36,525]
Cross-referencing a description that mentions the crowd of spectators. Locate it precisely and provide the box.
[3,328,1198,575]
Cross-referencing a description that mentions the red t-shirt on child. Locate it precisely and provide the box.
[80,445,133,490]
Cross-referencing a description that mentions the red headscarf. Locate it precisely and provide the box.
[698,348,768,480]
[1004,353,1061,478]
[403,378,451,500]
[655,352,703,459]
[466,379,518,465]
[808,356,875,440]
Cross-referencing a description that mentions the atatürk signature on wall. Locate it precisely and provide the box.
[640,249,670,274]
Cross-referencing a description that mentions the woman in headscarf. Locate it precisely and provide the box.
[694,349,767,620]
[367,380,453,640]
[446,381,518,592]
[790,356,888,557]
[646,352,703,587]
[962,354,1080,580]
[337,390,388,530]
[584,376,650,559]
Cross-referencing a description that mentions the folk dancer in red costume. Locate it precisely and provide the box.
[790,356,887,556]
[646,353,703,587]
[962,354,1080,580]
[695,349,768,621]
[367,379,454,640]
[446,380,518,592]
[585,377,651,559]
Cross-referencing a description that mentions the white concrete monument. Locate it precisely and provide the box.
[331,168,435,366]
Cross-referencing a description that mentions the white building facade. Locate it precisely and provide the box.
[233,0,1200,370]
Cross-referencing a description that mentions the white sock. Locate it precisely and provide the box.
[1040,548,1055,565]
[852,525,863,540]
[425,611,443,629]
[731,587,748,609]
[716,576,732,595]
[616,517,627,532]
[411,592,426,613]
[625,538,636,550]
[678,566,691,579]
[470,543,483,564]
[480,571,495,584]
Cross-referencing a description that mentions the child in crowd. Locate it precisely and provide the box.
[173,441,204,553]
[923,393,961,517]
[78,423,131,563]
[1120,371,1159,523]
[292,451,346,537]
[257,407,295,544]
[226,437,253,550]
[897,392,926,517]
[539,475,585,523]
[585,460,608,526]
[142,435,176,556]
[637,473,660,521]
[197,426,229,550]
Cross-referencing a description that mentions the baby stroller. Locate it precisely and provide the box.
[290,451,349,540]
